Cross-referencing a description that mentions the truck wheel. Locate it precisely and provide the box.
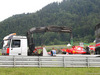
[85,46,89,54]
[95,47,100,54]
[90,50,95,55]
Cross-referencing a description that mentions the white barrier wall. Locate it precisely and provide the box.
[0,55,100,67]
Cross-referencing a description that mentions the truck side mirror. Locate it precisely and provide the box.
[1,41,4,47]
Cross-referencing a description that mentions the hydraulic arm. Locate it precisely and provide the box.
[27,26,72,55]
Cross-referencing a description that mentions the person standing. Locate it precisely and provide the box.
[51,48,56,56]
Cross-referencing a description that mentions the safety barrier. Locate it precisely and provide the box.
[0,55,100,67]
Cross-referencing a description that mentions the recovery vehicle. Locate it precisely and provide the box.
[95,23,100,54]
[1,26,72,56]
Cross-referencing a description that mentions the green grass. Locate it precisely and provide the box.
[0,67,100,75]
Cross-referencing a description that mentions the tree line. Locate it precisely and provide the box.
[0,0,100,47]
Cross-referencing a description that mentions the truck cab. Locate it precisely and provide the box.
[95,23,100,54]
[2,36,28,56]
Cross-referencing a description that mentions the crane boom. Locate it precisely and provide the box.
[27,26,72,55]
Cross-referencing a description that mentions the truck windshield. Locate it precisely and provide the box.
[11,40,20,48]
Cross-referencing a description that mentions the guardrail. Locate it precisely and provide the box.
[0,55,100,67]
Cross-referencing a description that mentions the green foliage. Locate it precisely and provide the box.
[0,0,100,47]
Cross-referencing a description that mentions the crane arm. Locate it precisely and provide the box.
[28,26,72,34]
[27,26,72,55]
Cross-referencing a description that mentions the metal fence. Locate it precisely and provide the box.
[0,55,100,67]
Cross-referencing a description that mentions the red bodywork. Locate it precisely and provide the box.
[33,47,43,53]
[96,43,100,48]
[88,45,95,51]
[62,46,86,54]
[61,45,95,54]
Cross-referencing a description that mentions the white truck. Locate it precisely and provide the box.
[1,26,72,56]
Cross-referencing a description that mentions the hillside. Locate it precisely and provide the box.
[0,0,100,46]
